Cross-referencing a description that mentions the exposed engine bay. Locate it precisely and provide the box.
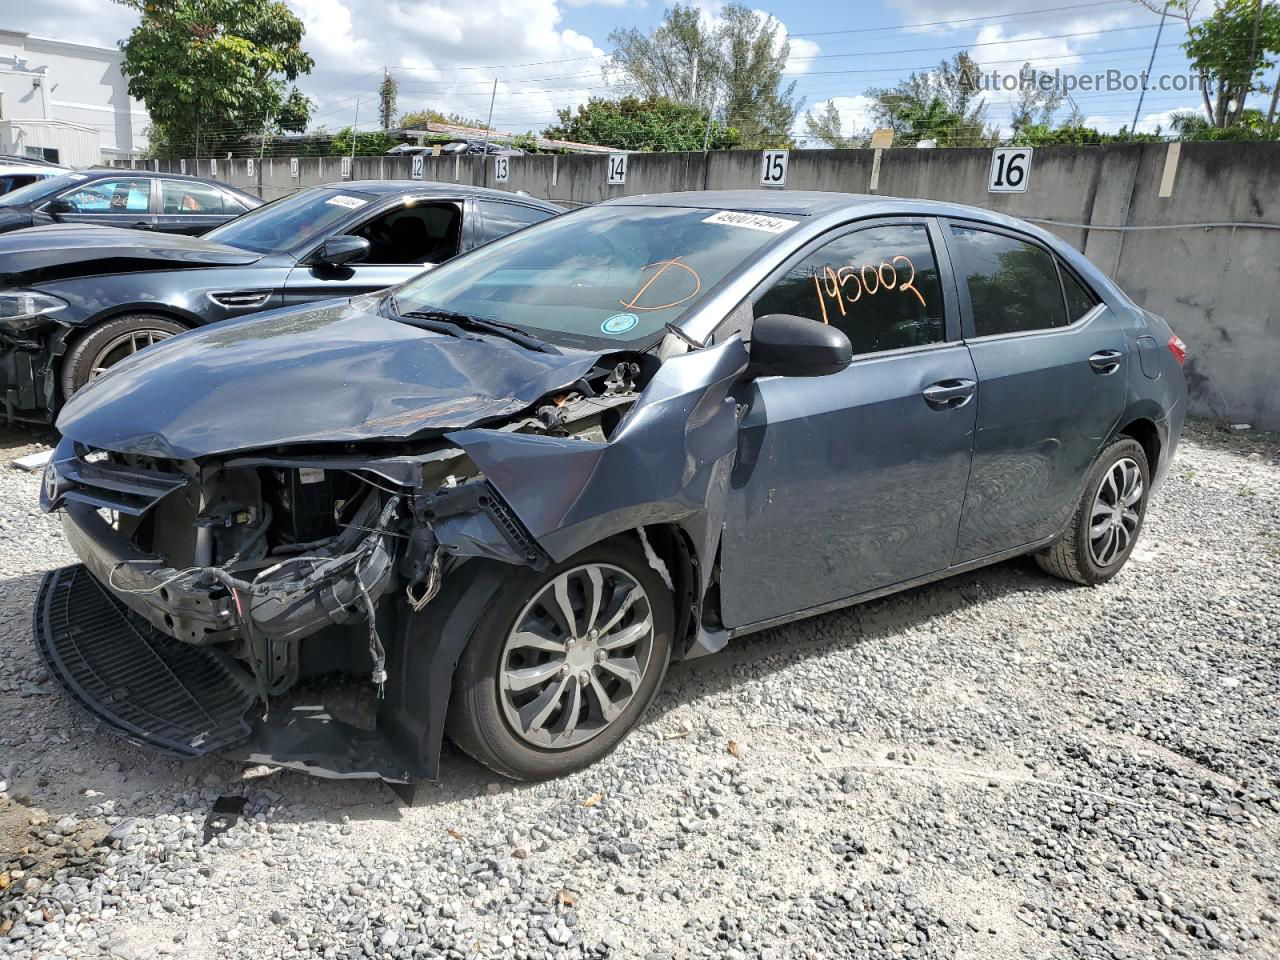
[35,346,742,783]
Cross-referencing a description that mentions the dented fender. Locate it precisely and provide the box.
[447,338,749,593]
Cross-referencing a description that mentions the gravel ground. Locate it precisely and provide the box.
[0,419,1277,960]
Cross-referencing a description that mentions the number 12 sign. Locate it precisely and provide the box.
[989,147,1032,193]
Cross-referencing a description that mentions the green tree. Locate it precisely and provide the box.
[400,109,489,129]
[803,101,867,148]
[543,96,740,151]
[330,127,398,156]
[115,0,313,158]
[869,52,994,146]
[1008,62,1064,137]
[608,3,801,148]
[378,69,398,130]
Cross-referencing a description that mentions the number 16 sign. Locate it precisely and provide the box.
[988,147,1032,193]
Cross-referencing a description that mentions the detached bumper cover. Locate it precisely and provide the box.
[33,564,256,755]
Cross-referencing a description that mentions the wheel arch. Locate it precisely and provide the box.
[51,305,197,361]
[630,524,701,660]
[1115,413,1163,476]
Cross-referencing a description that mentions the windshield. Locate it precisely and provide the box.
[390,204,799,347]
[0,171,86,207]
[203,187,375,254]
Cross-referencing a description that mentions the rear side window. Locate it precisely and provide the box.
[1061,263,1099,321]
[753,223,945,356]
[162,180,239,214]
[478,200,553,243]
[950,226,1067,336]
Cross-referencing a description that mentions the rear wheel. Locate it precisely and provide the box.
[447,539,673,780]
[1036,437,1150,585]
[61,314,186,400]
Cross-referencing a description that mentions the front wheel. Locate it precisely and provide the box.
[1036,437,1150,585]
[61,314,186,401]
[447,538,673,781]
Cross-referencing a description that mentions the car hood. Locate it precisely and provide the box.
[0,224,259,284]
[56,299,603,460]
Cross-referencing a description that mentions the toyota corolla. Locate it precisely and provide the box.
[35,191,1187,785]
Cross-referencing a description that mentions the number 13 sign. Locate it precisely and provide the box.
[989,147,1032,193]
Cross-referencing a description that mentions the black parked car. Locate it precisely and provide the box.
[0,169,261,237]
[0,181,561,423]
[36,191,1187,786]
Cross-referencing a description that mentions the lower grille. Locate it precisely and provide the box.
[33,565,256,756]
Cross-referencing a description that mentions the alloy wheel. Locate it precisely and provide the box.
[89,328,175,379]
[498,563,655,749]
[1088,456,1144,567]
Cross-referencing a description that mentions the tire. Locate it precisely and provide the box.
[61,314,186,401]
[447,538,674,781]
[1036,437,1150,586]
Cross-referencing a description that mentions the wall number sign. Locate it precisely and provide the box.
[494,155,509,182]
[179,159,186,175]
[411,155,424,180]
[209,158,217,177]
[761,150,788,186]
[988,147,1032,193]
[341,156,352,179]
[290,158,299,178]
[607,153,627,185]
[246,157,254,177]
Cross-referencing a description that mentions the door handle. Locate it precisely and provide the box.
[1088,350,1122,374]
[922,378,976,409]
[131,221,153,230]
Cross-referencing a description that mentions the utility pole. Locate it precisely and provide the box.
[351,96,360,165]
[1131,1,1169,136]
[480,78,497,157]
[690,54,698,105]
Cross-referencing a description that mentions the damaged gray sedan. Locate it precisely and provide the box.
[35,191,1186,783]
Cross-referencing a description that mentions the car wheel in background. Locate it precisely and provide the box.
[1036,437,1150,586]
[61,315,186,400]
[447,538,674,781]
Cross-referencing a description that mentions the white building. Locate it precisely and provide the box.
[0,29,148,167]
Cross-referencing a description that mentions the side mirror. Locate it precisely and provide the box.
[315,235,370,267]
[748,314,853,378]
[44,198,73,217]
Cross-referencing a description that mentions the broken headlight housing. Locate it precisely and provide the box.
[0,290,67,333]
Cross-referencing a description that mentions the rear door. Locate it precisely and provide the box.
[154,179,250,235]
[47,177,156,230]
[281,197,465,307]
[942,220,1126,561]
[718,217,978,629]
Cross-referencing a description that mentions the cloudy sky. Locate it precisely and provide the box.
[5,0,1220,142]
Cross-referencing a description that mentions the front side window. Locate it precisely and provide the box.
[203,187,375,255]
[478,200,554,243]
[350,201,462,265]
[161,180,238,214]
[58,178,151,213]
[950,226,1068,336]
[754,223,946,356]
[388,204,797,348]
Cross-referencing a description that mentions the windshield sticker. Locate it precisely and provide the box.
[702,210,796,233]
[619,258,702,312]
[325,195,367,210]
[601,313,639,335]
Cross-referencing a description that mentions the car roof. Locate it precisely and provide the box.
[604,189,1039,230]
[59,168,261,201]
[0,165,60,175]
[316,180,563,210]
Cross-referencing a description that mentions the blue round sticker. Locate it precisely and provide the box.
[601,313,639,335]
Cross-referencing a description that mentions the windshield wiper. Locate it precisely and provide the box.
[393,312,484,343]
[395,304,560,354]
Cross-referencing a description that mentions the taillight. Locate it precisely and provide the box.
[1167,334,1187,366]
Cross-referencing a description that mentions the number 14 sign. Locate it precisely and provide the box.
[989,147,1032,193]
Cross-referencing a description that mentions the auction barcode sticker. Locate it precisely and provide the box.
[325,195,367,209]
[702,210,796,233]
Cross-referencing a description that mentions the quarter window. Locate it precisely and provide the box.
[753,223,946,356]
[1061,263,1099,321]
[950,226,1068,336]
[57,179,151,213]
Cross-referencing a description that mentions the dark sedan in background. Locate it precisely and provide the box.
[0,169,261,237]
[0,181,562,424]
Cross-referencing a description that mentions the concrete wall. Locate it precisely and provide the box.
[130,142,1280,428]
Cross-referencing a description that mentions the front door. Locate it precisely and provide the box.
[282,199,465,306]
[718,219,978,630]
[942,221,1127,561]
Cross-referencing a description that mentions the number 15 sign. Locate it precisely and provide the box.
[988,147,1032,193]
